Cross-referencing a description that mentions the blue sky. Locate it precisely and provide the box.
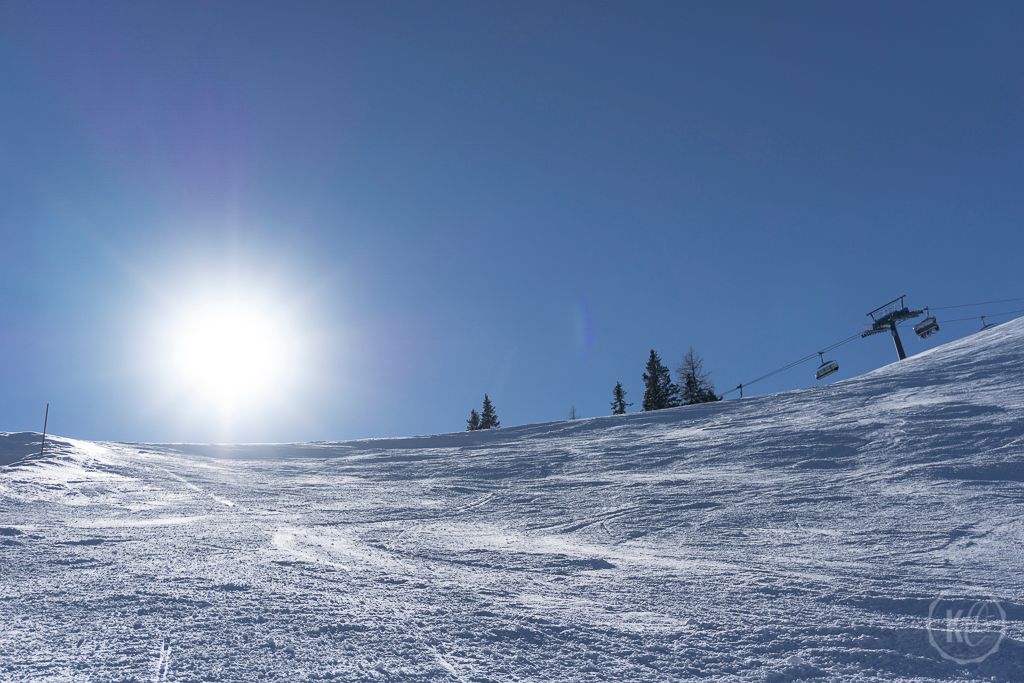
[2,1,1022,442]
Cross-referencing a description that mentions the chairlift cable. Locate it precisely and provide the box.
[937,309,1024,325]
[721,300,1024,399]
[722,331,861,396]
[930,297,1024,311]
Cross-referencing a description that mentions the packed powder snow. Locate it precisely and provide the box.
[2,319,1024,681]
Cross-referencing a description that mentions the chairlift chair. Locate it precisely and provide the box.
[914,309,940,338]
[815,352,839,381]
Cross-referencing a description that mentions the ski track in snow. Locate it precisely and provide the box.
[3,320,1024,681]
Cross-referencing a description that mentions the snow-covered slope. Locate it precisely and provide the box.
[3,320,1024,682]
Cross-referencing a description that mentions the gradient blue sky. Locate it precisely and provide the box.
[2,1,1022,442]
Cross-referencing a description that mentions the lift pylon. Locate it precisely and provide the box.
[861,295,924,360]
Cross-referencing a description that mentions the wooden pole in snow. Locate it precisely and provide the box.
[39,403,49,458]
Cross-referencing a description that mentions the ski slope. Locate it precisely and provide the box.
[3,319,1024,682]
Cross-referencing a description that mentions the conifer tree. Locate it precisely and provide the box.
[467,408,481,431]
[642,350,678,411]
[611,381,631,415]
[677,347,720,405]
[479,394,500,429]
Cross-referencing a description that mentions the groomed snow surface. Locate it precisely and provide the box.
[3,320,1024,682]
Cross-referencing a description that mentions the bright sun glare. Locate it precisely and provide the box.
[142,264,325,437]
[157,290,303,415]
[171,302,287,405]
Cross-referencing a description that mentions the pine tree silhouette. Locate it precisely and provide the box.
[479,394,500,429]
[611,381,631,415]
[642,350,678,411]
[467,408,481,431]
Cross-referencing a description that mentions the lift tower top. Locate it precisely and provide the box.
[862,295,924,360]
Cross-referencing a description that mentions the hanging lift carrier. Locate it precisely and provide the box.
[815,352,839,380]
[914,308,940,338]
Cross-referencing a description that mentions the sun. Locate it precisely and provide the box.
[139,265,323,435]
[164,295,298,412]
[150,286,303,413]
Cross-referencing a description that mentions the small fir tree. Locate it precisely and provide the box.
[611,381,631,415]
[467,408,481,431]
[642,350,678,411]
[479,394,500,429]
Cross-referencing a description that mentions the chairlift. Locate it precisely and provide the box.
[914,308,940,338]
[815,352,839,381]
